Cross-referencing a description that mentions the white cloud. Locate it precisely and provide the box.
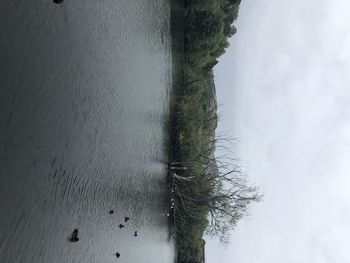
[207,0,350,262]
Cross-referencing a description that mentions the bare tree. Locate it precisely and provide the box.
[170,136,262,244]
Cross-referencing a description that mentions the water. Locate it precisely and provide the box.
[0,0,174,262]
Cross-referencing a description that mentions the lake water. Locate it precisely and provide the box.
[0,0,174,262]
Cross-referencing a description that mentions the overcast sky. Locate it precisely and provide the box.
[207,0,350,262]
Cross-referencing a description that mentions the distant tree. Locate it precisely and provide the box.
[170,0,259,261]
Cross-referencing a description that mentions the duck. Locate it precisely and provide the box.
[53,0,64,4]
[134,231,138,237]
[115,252,121,258]
[124,217,129,222]
[119,224,125,228]
[70,228,79,242]
[109,210,114,214]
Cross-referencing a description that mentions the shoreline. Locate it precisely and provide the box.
[165,1,259,263]
[167,0,185,261]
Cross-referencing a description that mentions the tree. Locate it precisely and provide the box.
[171,135,262,245]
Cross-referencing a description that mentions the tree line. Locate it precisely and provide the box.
[169,1,262,263]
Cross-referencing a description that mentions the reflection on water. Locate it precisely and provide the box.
[0,0,174,262]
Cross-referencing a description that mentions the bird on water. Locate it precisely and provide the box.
[53,0,64,4]
[115,252,121,258]
[119,224,125,228]
[70,228,79,242]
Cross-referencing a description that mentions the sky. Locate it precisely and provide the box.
[206,0,350,262]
